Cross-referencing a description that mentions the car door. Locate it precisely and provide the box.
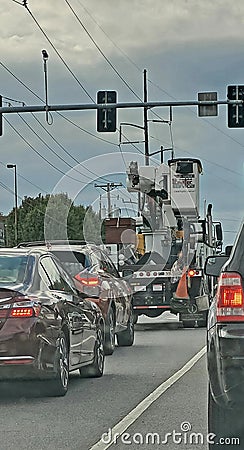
[50,256,98,364]
[40,256,85,368]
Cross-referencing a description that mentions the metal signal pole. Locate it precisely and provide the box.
[143,69,149,166]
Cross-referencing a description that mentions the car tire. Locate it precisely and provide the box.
[208,385,244,448]
[117,307,134,347]
[104,308,115,356]
[79,328,104,378]
[50,332,69,397]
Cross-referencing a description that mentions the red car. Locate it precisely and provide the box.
[17,242,134,356]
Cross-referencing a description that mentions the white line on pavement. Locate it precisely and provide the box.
[89,346,206,450]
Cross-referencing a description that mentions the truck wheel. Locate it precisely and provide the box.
[208,386,244,448]
[117,307,134,347]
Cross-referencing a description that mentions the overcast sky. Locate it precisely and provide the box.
[0,0,243,245]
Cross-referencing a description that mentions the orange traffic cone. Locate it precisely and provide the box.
[174,267,189,299]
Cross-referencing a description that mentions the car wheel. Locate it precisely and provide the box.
[208,385,244,448]
[79,328,105,378]
[117,307,134,347]
[104,308,115,355]
[50,332,69,397]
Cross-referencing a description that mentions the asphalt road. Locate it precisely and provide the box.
[0,314,208,450]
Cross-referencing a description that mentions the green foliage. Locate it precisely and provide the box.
[5,193,102,247]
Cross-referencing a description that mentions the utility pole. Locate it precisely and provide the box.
[6,164,18,245]
[94,182,122,218]
[143,69,149,166]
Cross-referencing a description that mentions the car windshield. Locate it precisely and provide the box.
[0,254,29,284]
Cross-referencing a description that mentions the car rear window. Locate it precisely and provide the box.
[51,250,89,277]
[0,255,29,284]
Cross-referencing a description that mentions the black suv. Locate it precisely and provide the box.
[205,220,244,448]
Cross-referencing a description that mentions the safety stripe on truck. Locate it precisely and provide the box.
[133,305,170,309]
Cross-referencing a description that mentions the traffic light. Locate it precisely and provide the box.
[97,91,117,132]
[227,85,244,128]
[0,95,2,136]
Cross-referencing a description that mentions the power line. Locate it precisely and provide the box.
[0,62,136,178]
[0,160,49,194]
[76,0,142,72]
[18,1,95,102]
[17,112,105,183]
[64,0,142,102]
[64,0,172,128]
[70,3,244,167]
[5,117,88,184]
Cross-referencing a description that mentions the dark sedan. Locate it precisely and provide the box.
[205,220,244,448]
[17,241,134,356]
[0,247,105,396]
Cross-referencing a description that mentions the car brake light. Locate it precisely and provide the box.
[217,272,244,322]
[10,306,40,318]
[75,274,99,286]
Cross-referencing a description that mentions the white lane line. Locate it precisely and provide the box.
[89,346,206,450]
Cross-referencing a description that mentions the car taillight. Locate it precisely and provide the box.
[75,274,99,286]
[217,272,244,322]
[10,306,40,318]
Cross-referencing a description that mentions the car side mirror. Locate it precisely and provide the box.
[204,255,229,277]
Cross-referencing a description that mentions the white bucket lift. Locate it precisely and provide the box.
[168,158,202,220]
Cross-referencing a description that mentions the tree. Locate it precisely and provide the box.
[5,193,102,246]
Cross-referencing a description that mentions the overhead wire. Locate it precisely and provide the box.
[17,112,109,183]
[0,160,49,194]
[4,117,89,184]
[64,0,171,127]
[0,61,118,148]
[20,1,94,102]
[0,76,119,184]
[72,1,243,171]
[10,1,241,196]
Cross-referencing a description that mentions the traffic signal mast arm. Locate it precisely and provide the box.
[0,98,241,114]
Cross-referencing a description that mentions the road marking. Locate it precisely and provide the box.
[89,346,206,450]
